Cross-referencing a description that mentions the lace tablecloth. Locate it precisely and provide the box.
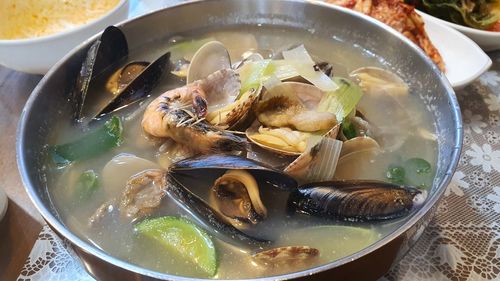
[16,49,500,281]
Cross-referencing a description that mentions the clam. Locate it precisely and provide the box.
[349,67,412,151]
[73,26,171,122]
[246,125,310,156]
[186,41,260,129]
[253,82,336,131]
[187,41,231,83]
[205,85,261,130]
[339,136,380,158]
[209,170,267,226]
[247,82,338,155]
[252,246,319,267]
[288,180,421,222]
[284,127,343,183]
[350,67,408,96]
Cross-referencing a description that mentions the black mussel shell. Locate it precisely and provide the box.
[170,154,297,191]
[166,174,270,246]
[288,180,421,222]
[96,51,171,118]
[73,26,128,121]
[106,61,150,94]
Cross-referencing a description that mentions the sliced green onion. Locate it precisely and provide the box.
[386,165,405,185]
[238,59,271,96]
[51,116,123,164]
[404,158,433,189]
[317,77,363,122]
[166,38,215,60]
[74,170,99,202]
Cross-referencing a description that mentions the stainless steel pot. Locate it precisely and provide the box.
[17,0,462,280]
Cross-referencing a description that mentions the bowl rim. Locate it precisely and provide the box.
[0,0,128,44]
[16,0,463,280]
[418,10,500,38]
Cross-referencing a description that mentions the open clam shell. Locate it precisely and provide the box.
[284,125,342,183]
[187,41,232,83]
[254,82,328,130]
[339,136,380,158]
[246,123,309,156]
[252,246,319,267]
[206,84,261,130]
[349,67,412,152]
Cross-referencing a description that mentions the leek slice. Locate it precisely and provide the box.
[167,38,215,61]
[317,77,363,122]
[238,59,271,96]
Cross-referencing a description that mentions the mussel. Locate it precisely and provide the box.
[72,26,171,122]
[187,41,260,130]
[166,174,269,246]
[209,170,267,225]
[170,154,297,191]
[288,180,421,222]
[166,154,297,245]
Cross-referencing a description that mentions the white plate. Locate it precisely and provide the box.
[420,12,492,89]
[128,1,491,90]
[418,11,500,52]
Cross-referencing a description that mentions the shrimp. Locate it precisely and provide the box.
[142,69,247,154]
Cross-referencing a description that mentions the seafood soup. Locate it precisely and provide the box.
[48,25,436,279]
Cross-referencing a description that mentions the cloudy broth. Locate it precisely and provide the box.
[48,25,437,279]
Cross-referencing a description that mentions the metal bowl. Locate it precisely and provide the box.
[17,0,462,280]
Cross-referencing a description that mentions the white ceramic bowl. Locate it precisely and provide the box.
[419,11,500,51]
[0,0,129,74]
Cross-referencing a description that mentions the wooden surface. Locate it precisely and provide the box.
[0,65,44,280]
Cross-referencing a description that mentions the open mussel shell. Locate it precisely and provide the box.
[73,26,128,121]
[187,41,231,83]
[165,174,270,246]
[209,170,267,225]
[95,51,171,119]
[288,180,421,222]
[170,154,297,191]
[106,61,150,94]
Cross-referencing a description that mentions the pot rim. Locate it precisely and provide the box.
[16,0,463,280]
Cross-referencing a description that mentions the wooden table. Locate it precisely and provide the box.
[0,66,44,281]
